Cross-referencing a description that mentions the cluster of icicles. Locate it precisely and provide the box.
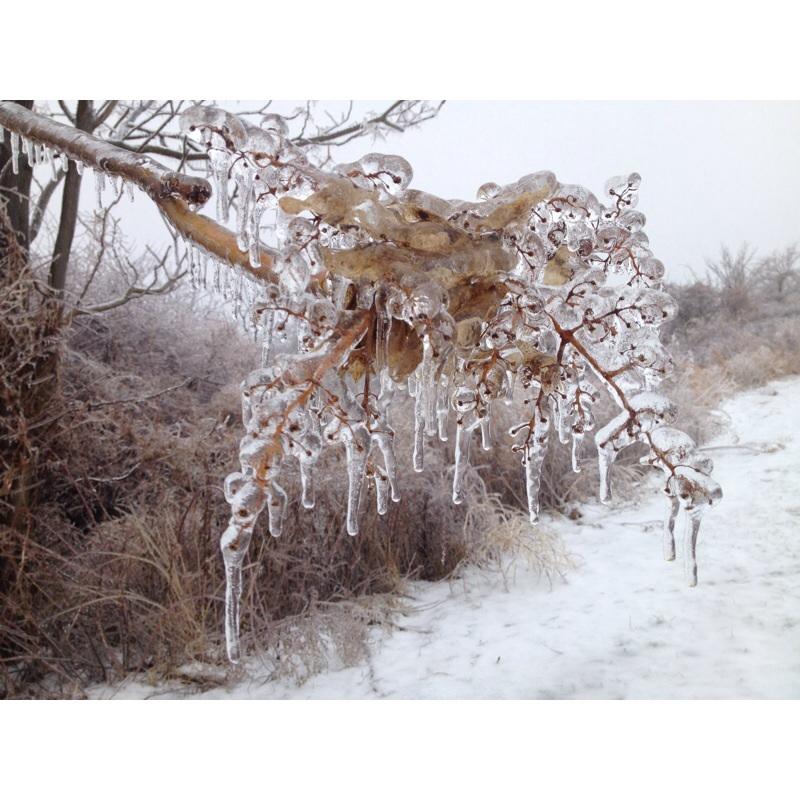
[2,107,724,666]
[3,124,138,207]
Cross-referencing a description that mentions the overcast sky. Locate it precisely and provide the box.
[118,101,800,283]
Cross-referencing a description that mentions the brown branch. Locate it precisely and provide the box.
[50,100,94,294]
[112,140,208,162]
[91,100,119,130]
[157,197,277,282]
[29,171,65,242]
[86,377,195,410]
[257,311,371,480]
[57,101,76,125]
[293,100,444,148]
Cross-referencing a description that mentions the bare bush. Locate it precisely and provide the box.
[663,242,800,446]
[704,243,759,317]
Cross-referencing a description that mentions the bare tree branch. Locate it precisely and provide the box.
[92,100,119,130]
[29,171,65,242]
[293,100,445,148]
[57,101,76,125]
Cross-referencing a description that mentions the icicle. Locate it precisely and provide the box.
[420,336,437,436]
[24,137,35,166]
[220,474,266,664]
[684,508,703,587]
[293,413,322,510]
[343,428,370,535]
[597,443,614,504]
[75,159,84,176]
[479,414,492,451]
[413,385,425,472]
[372,431,400,502]
[503,369,517,406]
[58,153,69,173]
[125,180,135,202]
[222,266,231,300]
[452,419,474,504]
[234,167,254,252]
[261,309,275,367]
[374,312,386,373]
[95,170,105,207]
[374,469,390,515]
[50,152,60,180]
[556,397,571,444]
[9,132,19,175]
[208,147,231,222]
[571,432,583,473]
[523,443,543,524]
[452,388,480,504]
[249,199,267,268]
[435,374,450,441]
[383,315,393,373]
[517,407,551,525]
[188,247,198,289]
[300,460,315,509]
[266,482,287,536]
[221,523,249,663]
[663,494,679,561]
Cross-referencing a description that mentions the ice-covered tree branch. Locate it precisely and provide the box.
[0,101,277,283]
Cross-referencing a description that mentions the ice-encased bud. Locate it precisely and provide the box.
[181,104,247,149]
[246,128,282,162]
[334,153,413,197]
[604,172,641,199]
[260,113,289,137]
[477,182,501,200]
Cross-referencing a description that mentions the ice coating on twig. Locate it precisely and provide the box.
[166,104,724,661]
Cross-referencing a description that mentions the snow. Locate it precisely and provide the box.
[90,376,800,699]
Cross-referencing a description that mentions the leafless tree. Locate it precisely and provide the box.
[757,244,798,300]
[704,243,758,316]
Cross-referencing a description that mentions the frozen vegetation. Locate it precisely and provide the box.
[1,101,724,668]
[3,101,796,698]
[91,376,800,699]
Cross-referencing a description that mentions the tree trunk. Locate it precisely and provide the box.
[49,100,94,295]
[0,100,68,536]
[0,100,34,274]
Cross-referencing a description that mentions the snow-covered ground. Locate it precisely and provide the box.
[92,377,800,699]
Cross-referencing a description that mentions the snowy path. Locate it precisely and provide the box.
[94,377,800,699]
